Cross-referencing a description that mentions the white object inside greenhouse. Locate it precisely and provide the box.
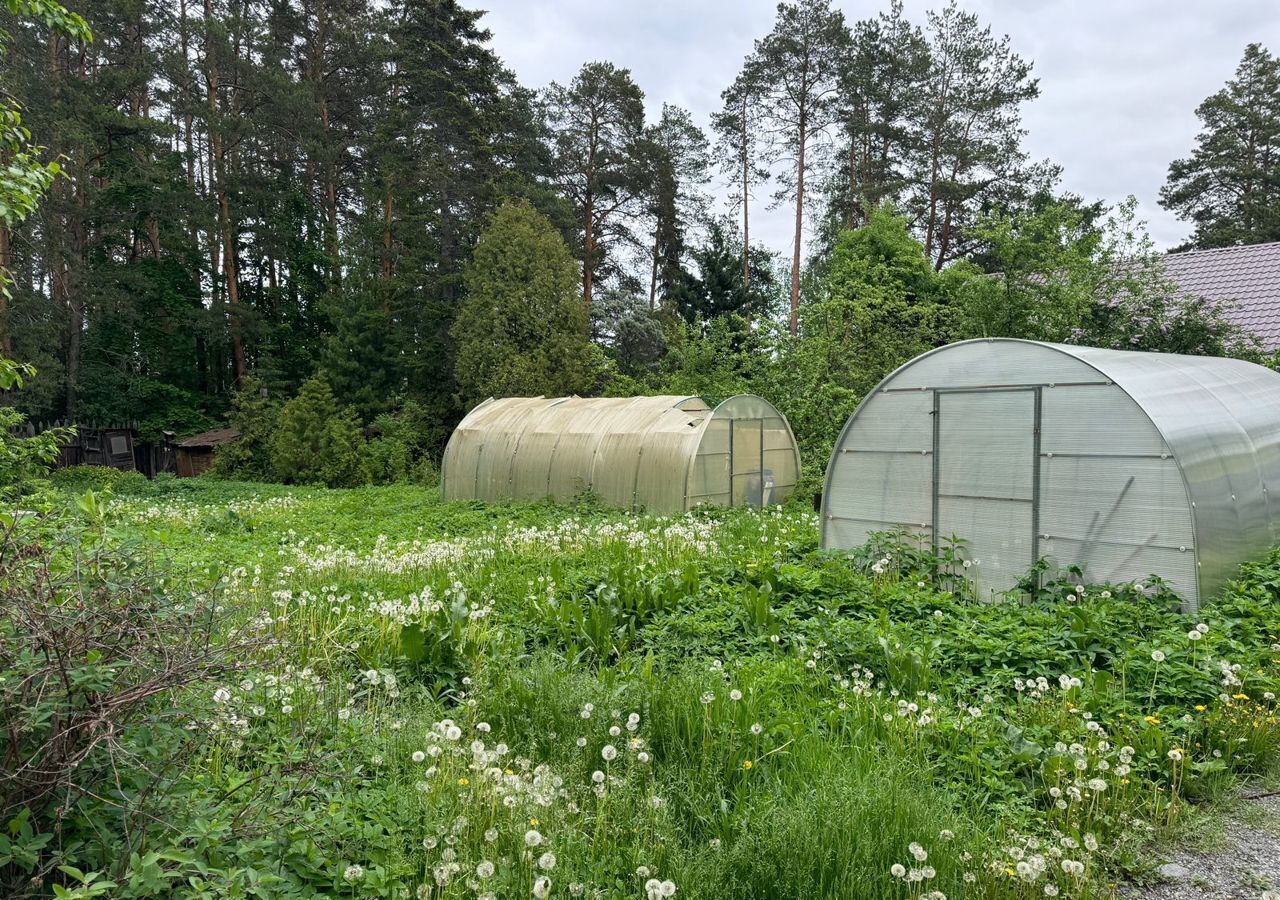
[442,394,800,515]
[822,339,1280,611]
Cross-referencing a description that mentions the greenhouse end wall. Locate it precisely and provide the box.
[822,339,1280,611]
[442,394,800,514]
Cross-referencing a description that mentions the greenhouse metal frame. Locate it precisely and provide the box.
[442,394,800,514]
[822,338,1280,611]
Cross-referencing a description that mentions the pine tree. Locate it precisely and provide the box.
[544,61,647,315]
[1160,43,1280,249]
[734,0,850,334]
[642,104,710,311]
[910,1,1050,269]
[826,1,928,233]
[711,73,770,292]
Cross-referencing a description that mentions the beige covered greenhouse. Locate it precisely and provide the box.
[441,395,800,513]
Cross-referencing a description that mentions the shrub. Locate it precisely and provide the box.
[0,496,255,893]
[268,376,363,487]
[209,377,280,481]
[0,360,70,498]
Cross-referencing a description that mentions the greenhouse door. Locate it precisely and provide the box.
[731,418,765,507]
[933,388,1040,596]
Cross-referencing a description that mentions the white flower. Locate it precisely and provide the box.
[343,864,364,883]
[576,737,587,748]
[1168,749,1183,761]
[1196,623,1209,634]
[637,751,650,764]
[909,842,928,862]
[750,723,763,735]
[644,878,662,900]
[476,860,495,879]
[601,744,618,762]
[525,829,544,847]
[891,864,907,878]
[660,881,676,897]
[730,689,743,701]
[1188,630,1202,641]
[538,852,557,871]
[591,770,605,784]
[412,750,426,763]
[1151,650,1166,662]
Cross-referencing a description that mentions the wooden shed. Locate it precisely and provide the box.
[175,427,241,477]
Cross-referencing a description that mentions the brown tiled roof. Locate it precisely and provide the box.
[177,427,241,448]
[1161,241,1280,350]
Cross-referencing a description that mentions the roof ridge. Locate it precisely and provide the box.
[1166,241,1280,258]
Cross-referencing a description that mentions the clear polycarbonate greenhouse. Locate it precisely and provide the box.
[441,395,800,514]
[822,338,1280,611]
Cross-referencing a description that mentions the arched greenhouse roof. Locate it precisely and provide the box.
[442,394,800,514]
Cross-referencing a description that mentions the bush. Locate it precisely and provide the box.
[0,495,255,893]
[209,377,280,481]
[269,376,363,487]
[0,360,70,498]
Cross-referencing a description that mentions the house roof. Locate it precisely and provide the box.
[177,427,241,449]
[1161,241,1280,350]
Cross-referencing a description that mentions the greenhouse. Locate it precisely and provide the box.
[441,394,800,514]
[822,338,1280,611]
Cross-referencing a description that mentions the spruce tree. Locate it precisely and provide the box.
[451,201,599,406]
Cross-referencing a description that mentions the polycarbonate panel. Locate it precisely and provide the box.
[1057,343,1280,608]
[938,496,1034,596]
[938,391,1035,502]
[731,418,764,506]
[635,414,708,513]
[1040,384,1169,457]
[843,390,933,451]
[935,390,1035,594]
[690,417,731,505]
[1039,456,1193,547]
[826,450,932,530]
[887,340,1101,390]
[1040,535,1197,601]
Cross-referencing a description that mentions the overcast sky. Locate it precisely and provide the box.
[476,0,1280,257]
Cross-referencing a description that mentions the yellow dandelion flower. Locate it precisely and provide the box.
[457,777,469,786]
[1144,715,1160,725]
[530,818,538,827]
[1195,705,1207,712]
[742,760,753,770]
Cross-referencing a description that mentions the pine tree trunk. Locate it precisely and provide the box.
[789,114,806,336]
[582,190,594,316]
[741,98,750,290]
[205,0,246,386]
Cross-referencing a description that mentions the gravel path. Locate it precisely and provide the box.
[1125,794,1280,900]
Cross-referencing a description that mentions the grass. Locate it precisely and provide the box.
[13,472,1280,899]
